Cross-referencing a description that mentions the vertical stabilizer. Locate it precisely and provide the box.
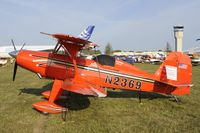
[78,25,95,40]
[154,52,192,94]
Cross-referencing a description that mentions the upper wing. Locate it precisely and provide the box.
[52,34,90,44]
[40,32,98,50]
[40,25,97,51]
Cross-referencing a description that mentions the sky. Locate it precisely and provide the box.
[0,0,200,52]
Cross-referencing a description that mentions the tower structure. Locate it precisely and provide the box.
[174,25,184,52]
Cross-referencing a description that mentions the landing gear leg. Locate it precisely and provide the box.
[169,95,181,104]
[61,107,68,121]
[61,91,71,121]
[32,79,67,113]
[138,90,142,103]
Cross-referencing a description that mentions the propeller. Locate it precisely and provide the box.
[11,39,17,51]
[13,62,18,81]
[9,39,26,81]
[20,43,26,50]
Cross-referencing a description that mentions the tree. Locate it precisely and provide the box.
[165,42,172,52]
[113,50,122,52]
[104,43,113,55]
[81,49,101,55]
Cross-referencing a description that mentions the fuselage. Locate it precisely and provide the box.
[16,50,160,93]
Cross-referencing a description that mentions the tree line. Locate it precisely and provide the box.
[82,42,173,55]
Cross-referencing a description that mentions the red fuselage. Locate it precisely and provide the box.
[16,50,188,95]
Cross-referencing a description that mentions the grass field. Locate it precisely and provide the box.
[0,63,200,133]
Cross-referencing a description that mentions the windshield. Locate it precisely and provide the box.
[93,55,115,67]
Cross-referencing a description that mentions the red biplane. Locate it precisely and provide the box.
[9,25,192,114]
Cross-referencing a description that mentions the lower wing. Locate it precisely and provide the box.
[62,77,107,97]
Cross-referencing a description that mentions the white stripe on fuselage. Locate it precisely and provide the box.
[33,59,48,62]
[32,54,155,83]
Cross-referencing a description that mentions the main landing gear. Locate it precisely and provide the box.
[32,79,68,114]
[169,94,181,104]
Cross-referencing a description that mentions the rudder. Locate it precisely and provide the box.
[154,52,192,94]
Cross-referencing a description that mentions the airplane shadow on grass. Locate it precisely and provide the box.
[19,82,90,111]
[107,89,170,100]
[19,82,170,111]
[18,82,54,96]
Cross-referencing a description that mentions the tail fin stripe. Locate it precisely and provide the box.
[78,25,95,40]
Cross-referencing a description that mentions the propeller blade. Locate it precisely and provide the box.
[20,43,26,50]
[11,39,17,51]
[40,32,52,36]
[13,62,18,81]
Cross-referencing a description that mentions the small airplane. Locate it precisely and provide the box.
[9,25,192,114]
[187,53,200,65]
[0,58,8,66]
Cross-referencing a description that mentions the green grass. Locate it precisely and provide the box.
[0,63,200,133]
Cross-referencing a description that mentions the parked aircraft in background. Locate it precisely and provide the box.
[187,53,200,65]
[0,45,55,58]
[0,44,55,65]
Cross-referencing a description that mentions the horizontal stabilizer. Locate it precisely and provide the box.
[156,80,193,88]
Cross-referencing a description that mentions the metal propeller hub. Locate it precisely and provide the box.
[10,39,26,81]
[9,50,19,58]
